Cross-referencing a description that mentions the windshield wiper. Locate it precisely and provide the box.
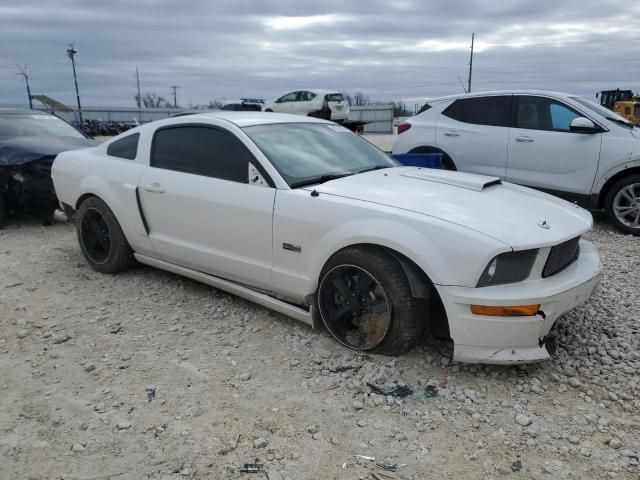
[290,172,353,189]
[355,165,392,174]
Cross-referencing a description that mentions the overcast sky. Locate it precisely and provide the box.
[1,0,639,109]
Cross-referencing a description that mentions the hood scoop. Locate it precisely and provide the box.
[400,169,502,191]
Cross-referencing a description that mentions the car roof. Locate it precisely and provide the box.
[280,89,341,95]
[159,111,333,127]
[0,108,55,116]
[425,89,579,103]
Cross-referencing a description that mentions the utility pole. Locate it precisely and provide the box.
[16,65,33,109]
[468,32,475,94]
[136,67,142,122]
[170,85,180,108]
[66,44,83,124]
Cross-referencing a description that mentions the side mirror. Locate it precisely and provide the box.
[570,117,600,133]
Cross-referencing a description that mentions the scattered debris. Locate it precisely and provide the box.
[354,454,375,461]
[375,461,398,472]
[511,460,523,472]
[370,470,398,480]
[424,385,438,398]
[146,387,156,401]
[367,383,413,398]
[240,463,264,473]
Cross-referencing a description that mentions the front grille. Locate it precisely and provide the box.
[542,236,581,278]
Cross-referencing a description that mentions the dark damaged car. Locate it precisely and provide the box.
[0,109,96,227]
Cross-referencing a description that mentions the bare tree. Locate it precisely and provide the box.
[207,98,226,110]
[134,92,168,108]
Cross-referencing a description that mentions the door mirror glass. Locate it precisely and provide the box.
[569,117,599,133]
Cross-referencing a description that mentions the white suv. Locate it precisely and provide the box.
[393,90,640,235]
[264,90,349,122]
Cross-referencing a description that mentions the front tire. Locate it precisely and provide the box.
[317,246,426,356]
[76,196,136,273]
[604,174,640,235]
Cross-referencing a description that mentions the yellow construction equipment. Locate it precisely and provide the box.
[598,89,640,126]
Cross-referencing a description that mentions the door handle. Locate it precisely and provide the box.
[515,136,534,143]
[142,183,164,193]
[443,131,460,137]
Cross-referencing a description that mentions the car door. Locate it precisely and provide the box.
[274,92,298,114]
[294,91,314,115]
[137,124,276,290]
[506,95,602,196]
[435,95,511,178]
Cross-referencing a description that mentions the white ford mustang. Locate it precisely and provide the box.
[52,112,602,364]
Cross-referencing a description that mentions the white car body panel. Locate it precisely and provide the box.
[393,89,640,204]
[434,101,509,178]
[52,111,601,364]
[138,167,276,290]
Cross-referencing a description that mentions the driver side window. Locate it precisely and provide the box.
[516,96,581,132]
[278,92,297,103]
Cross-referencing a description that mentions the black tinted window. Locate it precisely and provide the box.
[107,133,139,160]
[443,96,510,127]
[417,103,431,114]
[151,126,250,182]
[516,96,581,132]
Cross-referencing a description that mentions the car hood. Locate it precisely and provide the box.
[0,136,97,167]
[310,167,593,250]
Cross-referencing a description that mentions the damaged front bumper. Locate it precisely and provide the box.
[435,240,602,364]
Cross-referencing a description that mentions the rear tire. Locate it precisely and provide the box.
[604,174,640,235]
[76,196,136,273]
[317,246,426,356]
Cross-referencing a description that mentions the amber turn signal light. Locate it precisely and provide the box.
[470,304,540,317]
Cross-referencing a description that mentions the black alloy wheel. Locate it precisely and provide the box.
[318,264,392,350]
[80,207,112,264]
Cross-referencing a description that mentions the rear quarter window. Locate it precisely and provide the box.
[417,103,432,114]
[106,133,139,160]
[442,96,510,127]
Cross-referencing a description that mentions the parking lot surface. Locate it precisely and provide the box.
[0,219,638,479]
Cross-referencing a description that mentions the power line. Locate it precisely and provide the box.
[468,32,474,93]
[136,67,142,122]
[170,85,180,108]
[66,43,83,125]
[16,65,33,109]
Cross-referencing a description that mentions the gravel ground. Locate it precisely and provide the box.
[0,216,638,480]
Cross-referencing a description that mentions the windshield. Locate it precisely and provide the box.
[243,123,397,187]
[571,97,635,128]
[0,113,85,138]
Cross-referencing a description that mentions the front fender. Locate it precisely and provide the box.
[308,217,506,289]
[593,157,640,194]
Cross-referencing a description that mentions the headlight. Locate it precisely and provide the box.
[476,249,538,287]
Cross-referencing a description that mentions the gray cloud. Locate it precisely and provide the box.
[1,0,639,108]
